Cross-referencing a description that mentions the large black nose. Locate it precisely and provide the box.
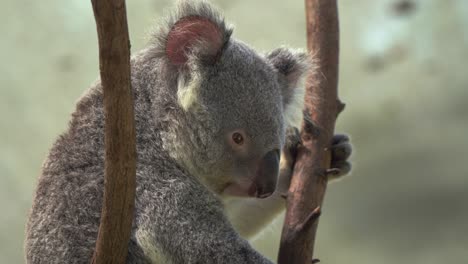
[255,149,280,198]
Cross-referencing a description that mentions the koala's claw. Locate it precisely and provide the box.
[325,168,341,176]
[328,134,352,180]
[282,127,301,167]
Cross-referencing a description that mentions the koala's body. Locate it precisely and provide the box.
[25,1,351,263]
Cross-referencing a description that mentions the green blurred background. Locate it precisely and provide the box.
[1,0,467,263]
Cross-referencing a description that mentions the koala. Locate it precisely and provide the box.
[25,1,351,263]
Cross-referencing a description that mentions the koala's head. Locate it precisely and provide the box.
[154,0,310,198]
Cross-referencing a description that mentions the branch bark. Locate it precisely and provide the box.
[90,0,136,263]
[278,0,341,263]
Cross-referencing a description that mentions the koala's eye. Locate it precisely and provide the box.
[232,132,244,145]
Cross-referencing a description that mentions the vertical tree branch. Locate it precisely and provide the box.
[278,0,341,263]
[90,0,136,263]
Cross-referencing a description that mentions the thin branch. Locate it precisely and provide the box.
[90,0,136,263]
[278,0,341,263]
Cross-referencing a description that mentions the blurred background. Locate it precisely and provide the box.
[1,0,467,263]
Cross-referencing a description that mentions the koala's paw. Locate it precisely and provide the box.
[327,134,352,181]
[278,127,301,195]
[281,127,301,169]
[280,129,352,186]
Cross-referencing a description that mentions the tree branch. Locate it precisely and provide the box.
[278,0,341,263]
[90,0,136,263]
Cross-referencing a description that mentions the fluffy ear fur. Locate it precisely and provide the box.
[150,0,233,110]
[266,47,312,128]
[166,16,224,65]
[152,0,232,67]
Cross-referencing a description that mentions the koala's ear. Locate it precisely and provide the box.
[266,47,312,127]
[166,17,223,65]
[154,1,232,67]
[151,1,233,110]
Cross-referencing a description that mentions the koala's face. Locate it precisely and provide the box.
[197,41,285,198]
[158,6,309,198]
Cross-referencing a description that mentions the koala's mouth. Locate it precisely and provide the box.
[222,180,257,197]
[222,174,276,199]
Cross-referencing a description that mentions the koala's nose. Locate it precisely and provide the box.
[255,149,280,199]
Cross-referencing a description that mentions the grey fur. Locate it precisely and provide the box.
[25,1,324,263]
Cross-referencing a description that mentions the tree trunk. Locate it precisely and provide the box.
[278,0,342,263]
[90,0,136,263]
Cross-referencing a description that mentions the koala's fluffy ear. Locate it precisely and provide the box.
[166,16,224,66]
[154,0,232,67]
[152,0,232,110]
[266,48,312,128]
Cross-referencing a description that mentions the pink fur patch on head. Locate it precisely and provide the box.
[166,16,223,65]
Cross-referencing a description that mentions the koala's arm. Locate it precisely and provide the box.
[226,129,352,240]
[135,166,273,264]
